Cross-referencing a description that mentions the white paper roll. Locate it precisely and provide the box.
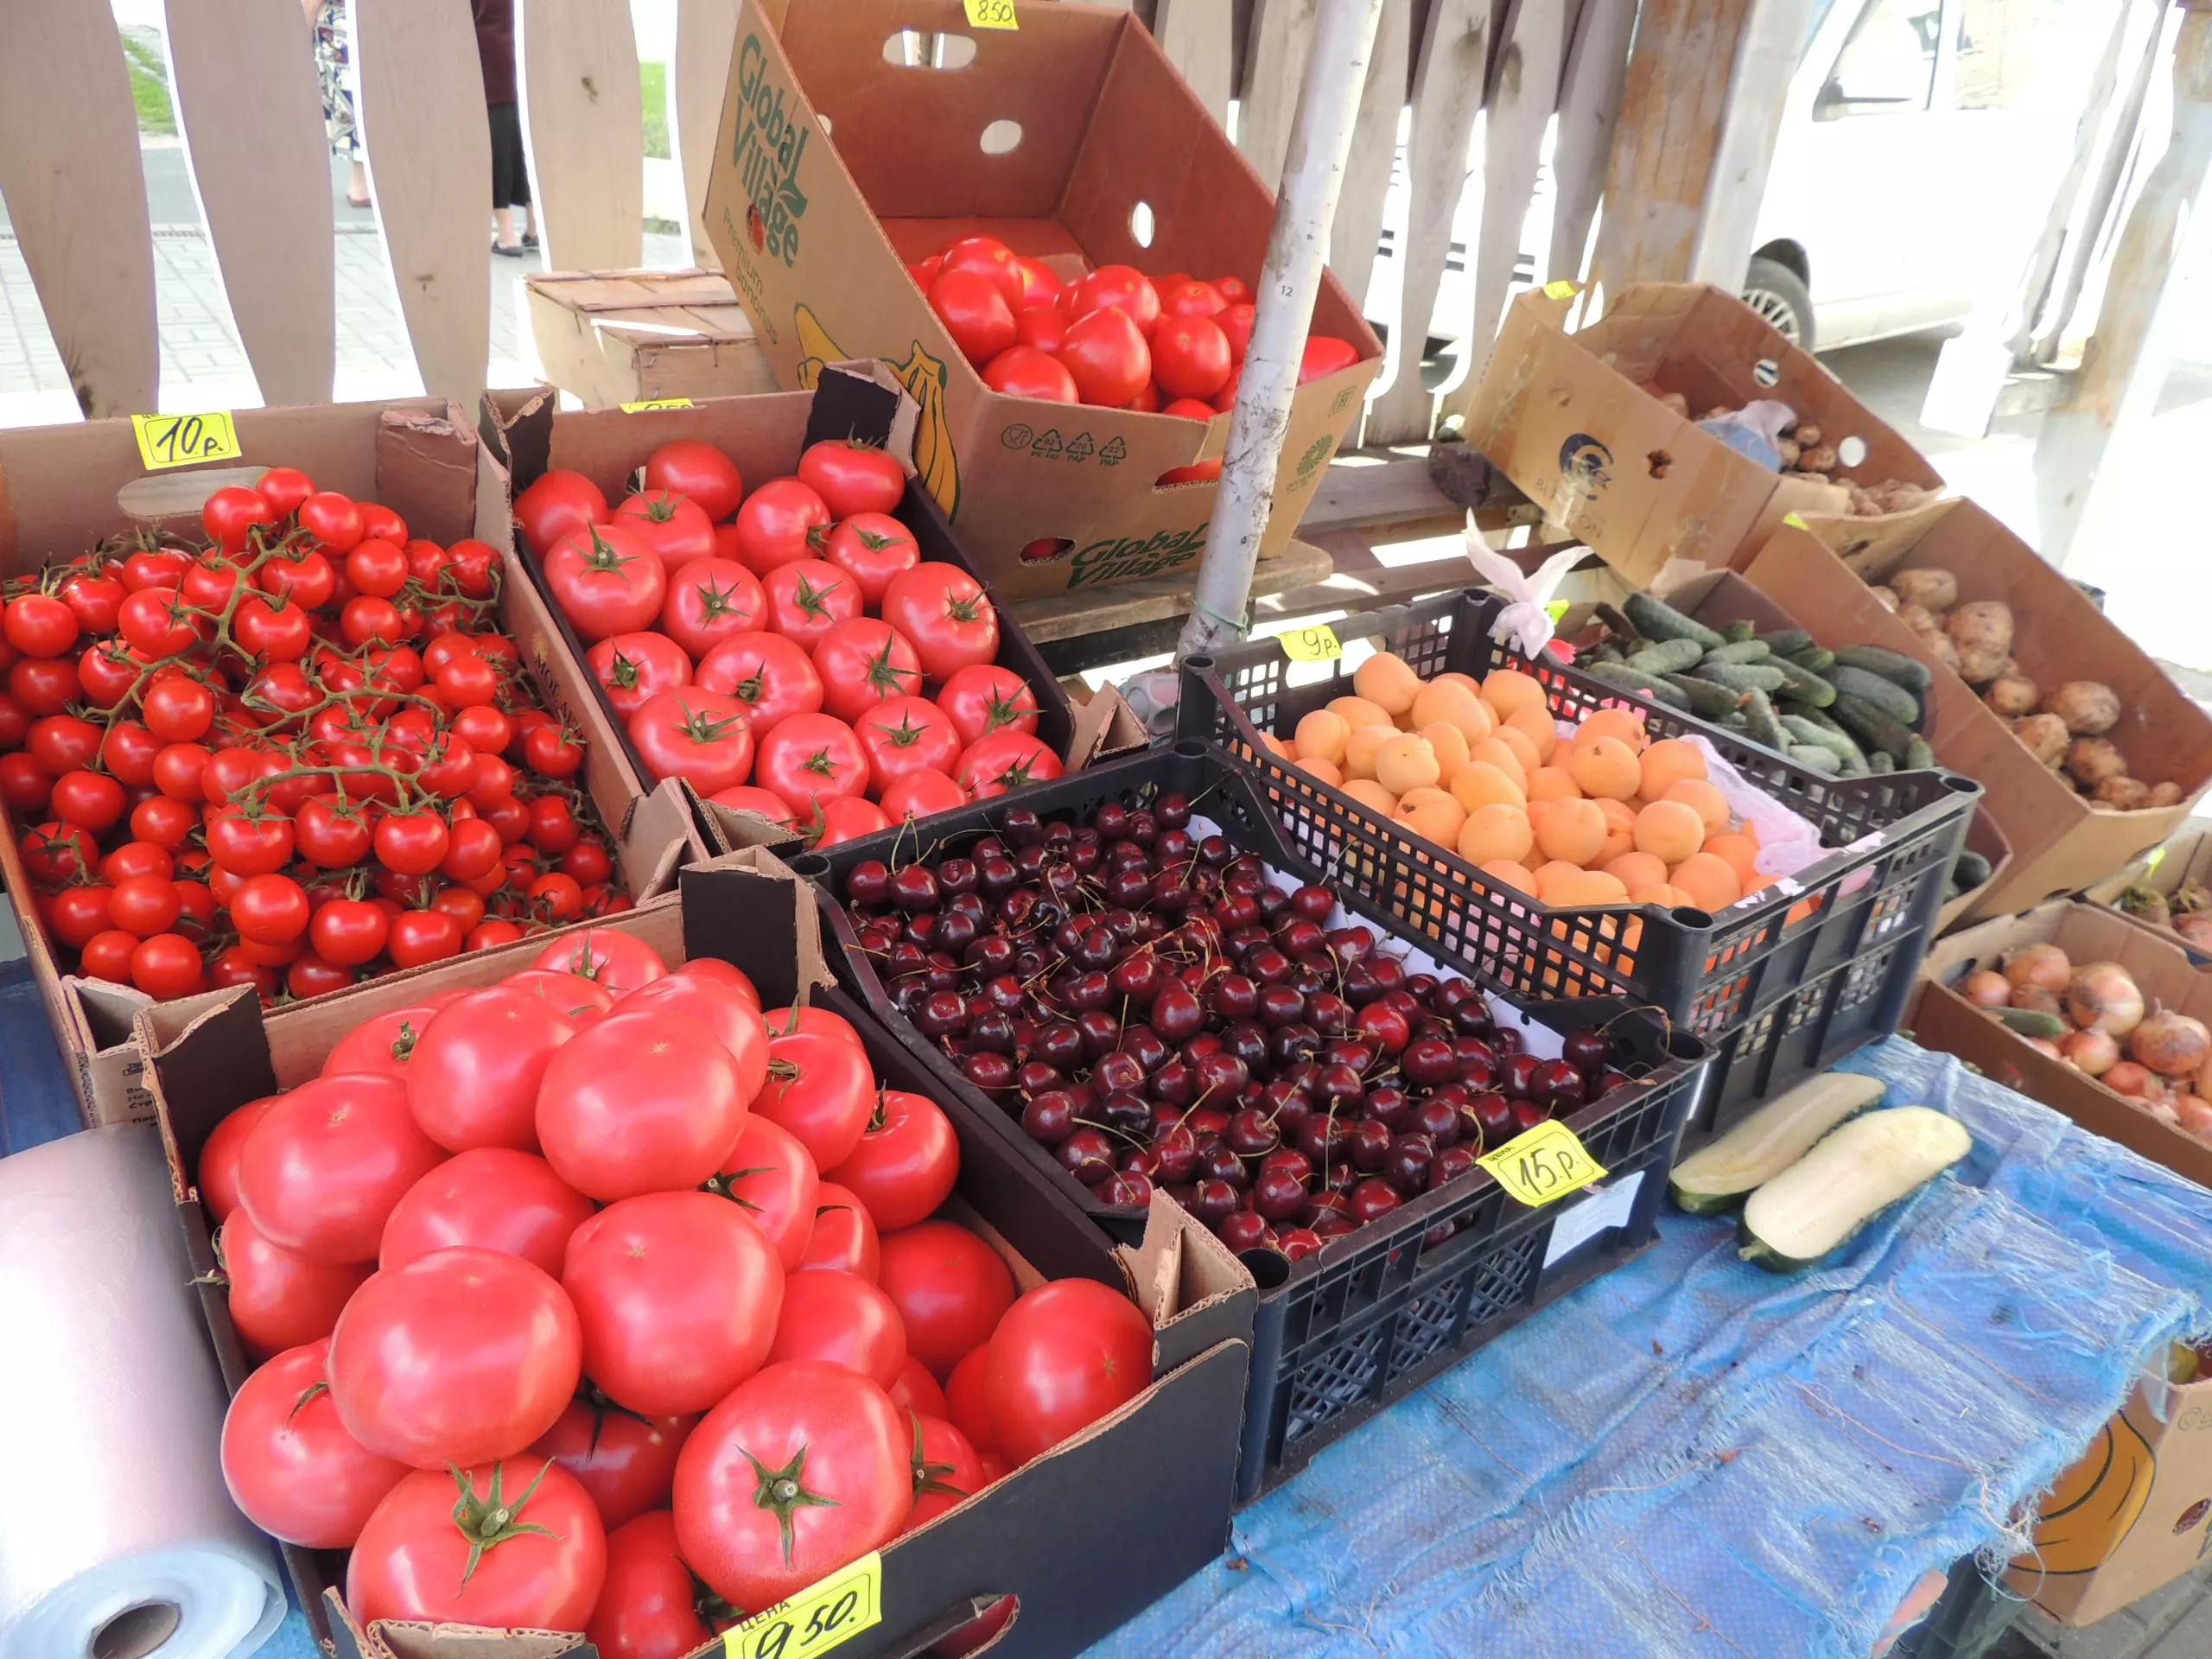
[0,1126,284,1659]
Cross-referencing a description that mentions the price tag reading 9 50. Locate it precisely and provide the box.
[131,411,242,471]
[1279,623,1342,663]
[963,0,1017,27]
[722,1553,881,1659]
[620,397,696,412]
[1478,1120,1607,1209]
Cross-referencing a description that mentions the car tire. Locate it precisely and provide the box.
[1743,257,1815,352]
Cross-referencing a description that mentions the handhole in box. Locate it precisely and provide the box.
[1018,536,1074,565]
[1837,434,1868,467]
[1129,200,1155,248]
[980,118,1022,155]
[883,29,976,68]
[1752,358,1780,387]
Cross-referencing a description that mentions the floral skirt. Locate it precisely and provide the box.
[313,0,360,160]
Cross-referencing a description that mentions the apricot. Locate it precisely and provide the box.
[1411,680,1486,741]
[1543,868,1630,906]
[1663,778,1731,834]
[1421,721,1470,784]
[1534,797,1606,867]
[1451,761,1525,813]
[1578,706,1648,753]
[1669,850,1744,912]
[1469,738,1528,791]
[1527,766,1583,804]
[1594,797,1637,864]
[1629,883,1697,910]
[1294,709,1351,766]
[1432,671,1484,700]
[1571,735,1643,802]
[1341,779,1398,817]
[1327,695,1393,733]
[1504,702,1559,764]
[1352,652,1420,715]
[1458,803,1534,866]
[1344,725,1392,781]
[1633,799,1707,864]
[1480,858,1537,893]
[1295,755,1344,786]
[1374,734,1440,796]
[1493,723,1543,779]
[1395,787,1464,845]
[1701,831,1760,886]
[1638,738,1707,799]
[1605,850,1669,892]
[1481,667,1547,721]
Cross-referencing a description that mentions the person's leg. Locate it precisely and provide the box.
[489,102,525,253]
[347,158,369,208]
[494,206,518,249]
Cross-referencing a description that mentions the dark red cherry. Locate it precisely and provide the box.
[1346,1177,1402,1225]
[1401,1034,1459,1087]
[1021,1091,1074,1144]
[1217,1208,1270,1252]
[1058,1128,1115,1185]
[846,860,890,906]
[1501,1052,1543,1100]
[1346,1118,1394,1173]
[1382,1132,1433,1195]
[1251,1166,1310,1222]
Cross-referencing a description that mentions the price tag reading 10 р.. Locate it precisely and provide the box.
[1279,623,1342,663]
[131,411,242,471]
[722,1552,881,1659]
[1477,1120,1607,1209]
[963,0,1017,27]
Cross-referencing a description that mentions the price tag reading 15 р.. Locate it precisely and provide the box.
[1478,1121,1607,1208]
[132,410,242,471]
[723,1552,881,1659]
[963,0,1017,27]
[1279,623,1342,663]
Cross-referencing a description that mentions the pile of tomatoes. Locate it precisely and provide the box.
[910,232,1363,443]
[0,468,618,1004]
[203,928,1154,1651]
[516,435,1062,847]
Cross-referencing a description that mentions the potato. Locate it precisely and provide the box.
[2065,737,2129,788]
[1869,584,1901,612]
[2012,713,2070,768]
[1984,675,2038,717]
[2043,680,2121,736]
[1948,601,2014,682]
[1891,569,1959,613]
[1793,423,1824,448]
[1777,438,1802,467]
[2151,781,2185,808]
[1929,632,1962,675]
[2094,776,2152,810]
[1796,446,1839,474]
[1657,391,1690,419]
[1897,601,1941,634]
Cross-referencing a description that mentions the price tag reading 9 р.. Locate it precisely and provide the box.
[723,1553,881,1659]
[1279,623,1342,664]
[131,411,242,471]
[1478,1120,1607,1209]
[963,0,1017,27]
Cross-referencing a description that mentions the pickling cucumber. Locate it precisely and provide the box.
[1758,627,1815,657]
[1740,686,1787,751]
[1588,661,1690,709]
[1662,672,1744,720]
[1722,619,1758,645]
[1993,1007,2065,1039]
[1738,1107,1972,1273]
[1768,656,1837,709]
[1829,666,1922,728]
[1792,645,1838,675]
[1706,640,1773,665]
[1693,661,1788,694]
[1953,849,1992,888]
[1669,1071,1886,1215]
[1624,592,1726,651]
[1832,695,1916,764]
[1830,645,1933,694]
[1625,637,1706,676]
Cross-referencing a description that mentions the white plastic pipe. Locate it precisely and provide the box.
[1176,0,1386,658]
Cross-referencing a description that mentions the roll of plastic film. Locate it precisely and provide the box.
[0,1125,283,1659]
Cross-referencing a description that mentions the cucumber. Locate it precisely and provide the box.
[1789,743,1840,775]
[1832,694,1916,764]
[1738,1107,1972,1272]
[1757,627,1814,657]
[1693,661,1788,695]
[1993,1007,2065,1039]
[1869,750,1896,773]
[1769,656,1837,709]
[1831,645,1933,694]
[1587,661,1690,709]
[1740,687,1786,751]
[1904,737,1936,771]
[1624,637,1705,676]
[1587,643,1625,666]
[1953,849,1992,888]
[1669,1071,1886,1215]
[1661,672,1743,720]
[1829,665,1922,728]
[1781,716,1854,763]
[1722,619,1758,645]
[1706,640,1773,665]
[1792,645,1837,674]
[1624,591,1726,651]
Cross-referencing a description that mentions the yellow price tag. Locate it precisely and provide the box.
[1783,512,1808,529]
[1279,623,1342,663]
[131,411,241,471]
[2145,845,2167,875]
[1542,280,1576,300]
[1478,1119,1607,1209]
[620,397,696,412]
[1545,600,1570,622]
[963,0,1017,27]
[723,1553,880,1659]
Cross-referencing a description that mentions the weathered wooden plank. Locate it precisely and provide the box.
[521,0,645,271]
[1686,0,1814,287]
[1545,0,1632,285]
[1363,0,1491,443]
[355,0,492,404]
[164,0,335,406]
[675,0,741,264]
[1238,0,1323,191]
[1329,0,1411,306]
[1154,0,1236,130]
[0,0,158,416]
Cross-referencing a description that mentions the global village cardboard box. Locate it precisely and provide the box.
[1460,283,1942,588]
[701,0,1381,601]
[0,397,705,1129]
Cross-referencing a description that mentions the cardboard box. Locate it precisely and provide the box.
[140,852,1257,1659]
[1910,900,2212,1189]
[525,267,782,409]
[1743,513,2212,920]
[1462,283,1942,586]
[2005,1361,2212,1625]
[700,0,1382,600]
[2082,826,2212,966]
[0,397,705,1128]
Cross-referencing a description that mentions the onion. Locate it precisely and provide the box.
[2061,1028,2120,1076]
[2105,1060,2156,1097]
[2067,962,2145,1037]
[2005,943,2073,994]
[2012,984,2063,1017]
[1961,969,2012,1007]
[2177,1096,2212,1141]
[2130,1008,2212,1078]
[2024,1037,2063,1060]
[2146,1097,2182,1128]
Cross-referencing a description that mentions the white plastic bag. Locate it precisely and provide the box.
[1694,399,1796,470]
[1460,513,1587,662]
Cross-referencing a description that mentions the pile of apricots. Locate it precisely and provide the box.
[1258,652,1773,915]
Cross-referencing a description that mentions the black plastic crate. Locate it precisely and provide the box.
[1176,590,1980,1130]
[787,741,1709,1499]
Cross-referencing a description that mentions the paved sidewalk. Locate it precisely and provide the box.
[1989,1560,2212,1659]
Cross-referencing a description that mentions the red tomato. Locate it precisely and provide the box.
[1300,334,1363,382]
[878,768,967,822]
[799,1181,880,1280]
[943,1344,998,1458]
[120,546,192,591]
[1014,304,1067,353]
[855,697,961,793]
[955,729,1063,798]
[196,1099,276,1225]
[378,1148,595,1279]
[616,973,769,1103]
[234,594,313,660]
[3,592,78,658]
[232,872,310,945]
[305,898,385,967]
[1014,256,1063,308]
[295,796,374,868]
[257,547,337,609]
[1068,264,1161,332]
[929,268,1017,365]
[891,1356,950,1421]
[672,1360,910,1612]
[59,568,125,635]
[829,1093,959,1235]
[537,1009,750,1200]
[762,558,861,652]
[533,927,668,995]
[0,753,51,815]
[810,796,890,846]
[819,512,919,607]
[516,467,610,558]
[321,1001,443,1077]
[1216,274,1254,303]
[904,1412,984,1533]
[221,1339,408,1548]
[645,440,744,522]
[220,1210,373,1357]
[1157,277,1227,319]
[730,479,832,576]
[812,619,922,724]
[288,951,359,999]
[1057,307,1151,407]
[797,442,906,520]
[298,490,365,552]
[534,1403,697,1537]
[588,631,693,719]
[405,986,584,1148]
[874,1222,1016,1380]
[659,558,766,659]
[132,930,207,997]
[753,712,869,816]
[1218,301,1255,361]
[48,884,111,950]
[1156,457,1224,485]
[329,1246,581,1467]
[707,783,798,829]
[520,722,583,779]
[881,564,1000,682]
[545,522,667,642]
[614,491,718,574]
[118,586,203,658]
[13,654,84,716]
[627,689,755,794]
[695,631,823,737]
[347,1457,606,1630]
[373,810,450,877]
[936,235,1025,308]
[984,1280,1152,1463]
[22,819,93,883]
[562,1191,785,1414]
[587,1510,713,1659]
[345,537,409,597]
[706,1115,819,1272]
[235,1071,448,1264]
[50,768,124,832]
[1151,315,1233,398]
[981,345,1078,402]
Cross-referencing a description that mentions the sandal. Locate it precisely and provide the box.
[493,239,524,257]
[521,232,540,251]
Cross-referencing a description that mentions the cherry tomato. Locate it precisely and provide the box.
[235,1071,448,1263]
[130,793,199,849]
[294,796,373,868]
[379,1147,595,1278]
[102,840,174,885]
[296,490,365,552]
[108,873,184,938]
[0,753,50,814]
[374,810,450,876]
[980,344,1079,402]
[287,951,358,999]
[515,467,610,558]
[767,1268,906,1389]
[983,1280,1153,1463]
[535,1402,697,1535]
[359,502,407,544]
[221,1340,408,1548]
[206,803,296,874]
[695,631,823,738]
[50,768,124,832]
[545,522,667,642]
[645,441,743,523]
[954,728,1062,798]
[388,907,466,969]
[587,1511,712,1659]
[881,564,1000,681]
[614,490,718,574]
[21,819,93,882]
[220,1210,373,1358]
[257,547,336,609]
[309,897,390,966]
[60,567,126,634]
[232,873,311,945]
[120,547,191,591]
[928,268,1017,365]
[48,883,115,949]
[346,1457,605,1630]
[3,593,78,658]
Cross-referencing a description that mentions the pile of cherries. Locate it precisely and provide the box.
[837,789,1641,1261]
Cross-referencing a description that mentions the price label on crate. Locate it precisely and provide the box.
[1279,623,1342,663]
[722,1553,880,1659]
[620,397,696,412]
[1478,1120,1607,1209]
[131,410,242,471]
[1542,280,1577,300]
[2145,845,2167,874]
[1783,512,1808,529]
[963,0,1017,27]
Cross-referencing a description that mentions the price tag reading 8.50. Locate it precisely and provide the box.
[723,1552,881,1659]
[1477,1120,1607,1209]
[963,0,1017,27]
[1279,623,1342,664]
[131,410,242,471]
